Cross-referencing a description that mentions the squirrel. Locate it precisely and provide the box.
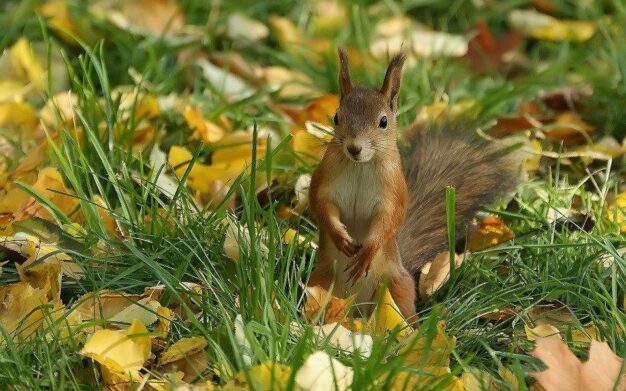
[307,49,518,322]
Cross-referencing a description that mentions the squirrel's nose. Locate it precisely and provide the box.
[347,144,362,157]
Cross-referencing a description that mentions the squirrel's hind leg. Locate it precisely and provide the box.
[389,270,418,326]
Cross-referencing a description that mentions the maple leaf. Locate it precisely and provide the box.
[531,335,626,391]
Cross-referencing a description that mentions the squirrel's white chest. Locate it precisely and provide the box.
[326,163,381,240]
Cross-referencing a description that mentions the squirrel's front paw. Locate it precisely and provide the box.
[330,226,360,257]
[346,252,372,285]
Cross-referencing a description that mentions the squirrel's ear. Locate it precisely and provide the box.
[338,48,352,98]
[380,53,406,112]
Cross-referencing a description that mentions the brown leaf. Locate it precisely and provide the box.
[465,19,522,72]
[304,285,355,324]
[531,336,626,391]
[418,252,464,299]
[544,112,595,144]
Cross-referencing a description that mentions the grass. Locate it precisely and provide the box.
[1,0,626,389]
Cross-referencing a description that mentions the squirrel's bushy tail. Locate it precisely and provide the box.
[398,125,518,274]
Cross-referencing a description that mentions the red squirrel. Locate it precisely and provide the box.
[308,49,517,321]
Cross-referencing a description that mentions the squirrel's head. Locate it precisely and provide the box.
[333,48,406,163]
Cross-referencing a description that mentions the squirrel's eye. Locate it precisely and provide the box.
[333,113,338,126]
[379,115,388,129]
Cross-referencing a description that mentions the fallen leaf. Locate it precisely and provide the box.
[525,323,561,341]
[196,58,255,102]
[304,285,355,324]
[16,262,62,302]
[402,320,456,369]
[508,9,596,42]
[158,336,209,382]
[226,13,269,41]
[108,297,162,327]
[544,112,595,143]
[294,351,353,391]
[18,167,81,223]
[530,335,626,391]
[411,30,468,58]
[0,282,49,342]
[183,106,225,144]
[80,325,149,381]
[90,0,185,37]
[263,66,318,98]
[222,361,292,391]
[464,19,523,72]
[313,322,373,357]
[368,286,414,338]
[418,252,464,299]
[467,216,515,251]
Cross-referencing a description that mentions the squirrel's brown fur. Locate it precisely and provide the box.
[308,49,517,321]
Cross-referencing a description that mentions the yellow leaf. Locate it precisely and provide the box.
[508,9,596,42]
[386,369,463,391]
[525,323,561,341]
[402,321,456,369]
[607,191,626,233]
[293,128,331,164]
[461,367,496,391]
[93,195,117,236]
[571,322,601,344]
[263,66,318,98]
[222,360,292,391]
[0,282,49,342]
[467,216,515,251]
[168,145,248,192]
[18,167,80,223]
[16,262,62,302]
[40,0,87,43]
[155,306,175,338]
[108,297,162,327]
[183,106,224,144]
[73,291,144,323]
[80,328,146,380]
[39,91,78,126]
[125,318,151,361]
[9,38,46,91]
[304,285,355,324]
[158,336,209,383]
[158,336,207,365]
[368,287,413,339]
[0,102,39,134]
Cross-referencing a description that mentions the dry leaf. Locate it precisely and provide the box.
[411,30,468,58]
[368,287,414,338]
[18,167,80,223]
[158,336,209,382]
[196,59,255,102]
[467,216,515,251]
[304,285,355,324]
[222,361,292,391]
[508,9,596,42]
[418,252,464,299]
[530,335,626,391]
[80,322,150,381]
[0,282,49,341]
[226,13,269,41]
[309,322,373,357]
[183,106,225,144]
[90,0,185,37]
[294,351,353,391]
[263,66,318,98]
[465,19,523,72]
[402,320,456,369]
[544,112,595,143]
[525,323,561,341]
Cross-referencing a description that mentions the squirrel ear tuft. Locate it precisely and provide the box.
[380,53,406,112]
[338,48,352,98]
